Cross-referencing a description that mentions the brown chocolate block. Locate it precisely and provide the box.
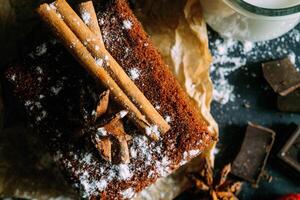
[277,125,300,174]
[262,58,300,96]
[231,123,275,185]
[277,89,300,112]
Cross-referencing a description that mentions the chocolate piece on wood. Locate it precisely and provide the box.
[262,58,300,96]
[277,89,300,112]
[231,123,275,185]
[277,125,300,175]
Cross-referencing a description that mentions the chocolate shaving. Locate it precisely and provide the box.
[92,111,131,164]
[102,111,130,164]
[93,136,112,162]
[95,90,110,120]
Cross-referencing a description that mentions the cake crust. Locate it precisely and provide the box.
[4,0,214,199]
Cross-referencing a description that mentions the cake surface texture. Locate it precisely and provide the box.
[5,0,213,199]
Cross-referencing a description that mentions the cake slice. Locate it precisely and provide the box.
[4,0,214,199]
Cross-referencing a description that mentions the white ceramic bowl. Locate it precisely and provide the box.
[200,0,300,41]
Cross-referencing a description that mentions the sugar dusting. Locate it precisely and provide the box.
[34,43,47,56]
[81,11,91,25]
[210,27,300,105]
[52,133,171,198]
[123,20,133,30]
[128,68,140,80]
[121,188,135,199]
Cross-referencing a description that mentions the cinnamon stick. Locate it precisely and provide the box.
[77,1,103,44]
[37,3,154,138]
[54,0,170,134]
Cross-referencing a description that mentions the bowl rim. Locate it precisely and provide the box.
[227,0,300,16]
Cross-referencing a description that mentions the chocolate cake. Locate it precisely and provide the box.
[4,0,214,199]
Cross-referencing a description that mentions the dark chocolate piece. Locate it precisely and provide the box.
[277,89,300,112]
[262,58,300,96]
[277,125,300,174]
[231,123,275,185]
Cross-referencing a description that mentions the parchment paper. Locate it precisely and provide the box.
[0,0,217,199]
[134,0,218,199]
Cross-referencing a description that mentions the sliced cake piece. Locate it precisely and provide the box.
[4,0,214,199]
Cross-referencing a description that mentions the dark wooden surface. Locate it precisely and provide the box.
[210,24,300,199]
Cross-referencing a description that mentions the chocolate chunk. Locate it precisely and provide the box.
[262,58,300,96]
[277,89,300,112]
[277,125,300,175]
[231,123,275,185]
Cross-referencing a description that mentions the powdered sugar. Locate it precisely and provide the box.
[81,11,91,25]
[188,149,201,157]
[34,43,47,56]
[96,180,107,191]
[10,74,16,81]
[164,115,172,123]
[116,164,132,180]
[123,20,132,30]
[51,86,62,95]
[128,68,140,80]
[121,188,135,199]
[97,127,107,136]
[95,58,104,66]
[119,110,128,118]
[209,26,300,105]
[288,51,296,65]
[145,125,160,139]
[155,156,171,177]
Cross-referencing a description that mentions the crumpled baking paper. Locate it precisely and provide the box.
[134,0,218,199]
[0,0,217,199]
